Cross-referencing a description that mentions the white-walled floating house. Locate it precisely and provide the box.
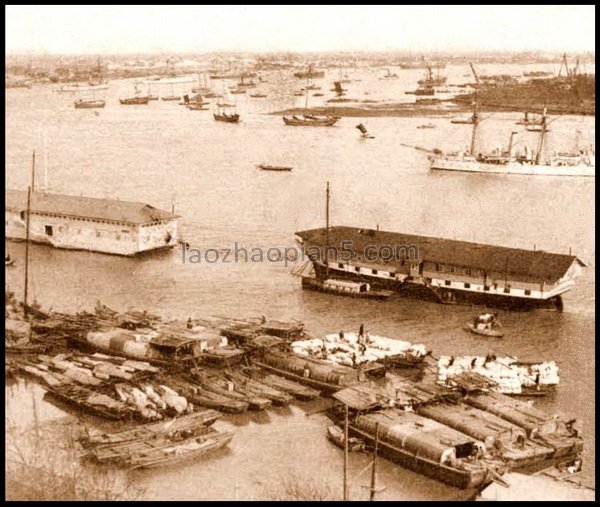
[6,189,179,256]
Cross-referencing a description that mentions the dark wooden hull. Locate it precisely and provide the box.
[331,415,496,490]
[301,276,392,299]
[119,97,149,105]
[214,113,240,123]
[196,377,271,411]
[187,389,249,414]
[44,386,134,421]
[254,373,321,400]
[74,100,106,109]
[258,165,293,172]
[311,263,562,311]
[251,358,343,396]
[464,323,504,338]
[283,116,338,127]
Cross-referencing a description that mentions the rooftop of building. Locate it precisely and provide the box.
[296,226,585,282]
[6,189,179,225]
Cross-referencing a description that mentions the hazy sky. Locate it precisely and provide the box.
[5,5,596,55]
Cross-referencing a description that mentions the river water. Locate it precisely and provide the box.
[5,62,595,498]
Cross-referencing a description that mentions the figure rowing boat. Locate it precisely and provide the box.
[464,323,504,338]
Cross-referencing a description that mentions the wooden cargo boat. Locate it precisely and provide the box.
[80,410,221,446]
[223,371,294,406]
[85,427,233,469]
[214,112,240,123]
[292,332,428,371]
[251,350,365,395]
[45,383,135,420]
[328,404,505,490]
[166,376,249,414]
[119,96,149,105]
[190,373,272,411]
[415,402,558,473]
[438,356,559,396]
[74,99,106,109]
[241,368,321,400]
[301,276,393,300]
[283,114,339,127]
[464,392,583,463]
[74,330,204,370]
[258,164,293,172]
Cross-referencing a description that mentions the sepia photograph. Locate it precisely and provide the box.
[4,4,595,501]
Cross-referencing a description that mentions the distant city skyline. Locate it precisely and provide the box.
[6,5,596,55]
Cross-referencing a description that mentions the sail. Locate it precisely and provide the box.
[356,123,367,134]
[334,81,343,94]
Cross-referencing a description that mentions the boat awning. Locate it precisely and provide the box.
[332,385,387,411]
[248,334,285,349]
[150,335,198,350]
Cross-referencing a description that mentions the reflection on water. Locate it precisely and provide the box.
[5,62,595,497]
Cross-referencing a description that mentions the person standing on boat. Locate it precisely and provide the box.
[321,340,328,359]
[303,362,310,378]
[339,330,344,341]
[358,323,364,338]
[359,341,367,356]
[187,317,193,329]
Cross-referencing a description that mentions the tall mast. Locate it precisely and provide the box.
[468,62,480,157]
[535,107,548,165]
[325,181,330,277]
[469,96,479,156]
[42,129,48,190]
[305,67,310,110]
[24,151,35,319]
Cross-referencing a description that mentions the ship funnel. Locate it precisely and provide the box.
[507,131,518,156]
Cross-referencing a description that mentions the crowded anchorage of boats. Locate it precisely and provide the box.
[4,283,585,492]
[5,51,594,501]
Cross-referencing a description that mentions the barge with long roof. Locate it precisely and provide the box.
[294,225,584,311]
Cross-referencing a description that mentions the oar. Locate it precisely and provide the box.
[485,466,510,488]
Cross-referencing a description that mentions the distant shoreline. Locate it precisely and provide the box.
[269,102,470,118]
[270,100,595,118]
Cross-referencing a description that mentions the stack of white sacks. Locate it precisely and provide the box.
[437,356,559,395]
[292,332,428,367]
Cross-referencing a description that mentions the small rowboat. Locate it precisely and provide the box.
[250,93,267,98]
[327,425,365,452]
[464,323,504,338]
[258,164,293,172]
